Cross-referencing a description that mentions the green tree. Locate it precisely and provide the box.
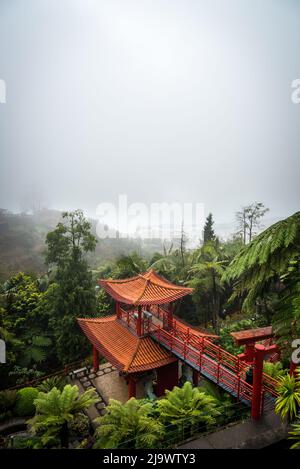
[0,273,52,388]
[224,212,300,313]
[157,382,220,439]
[203,213,216,244]
[45,210,97,363]
[235,202,269,244]
[28,384,98,448]
[189,242,227,330]
[110,252,148,279]
[272,266,300,361]
[93,398,164,449]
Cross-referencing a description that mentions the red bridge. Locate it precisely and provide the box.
[79,269,280,420]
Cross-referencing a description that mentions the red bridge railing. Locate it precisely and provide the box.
[118,306,279,401]
[150,323,253,405]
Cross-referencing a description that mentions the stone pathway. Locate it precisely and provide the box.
[70,363,116,418]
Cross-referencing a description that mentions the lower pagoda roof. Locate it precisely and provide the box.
[77,316,177,374]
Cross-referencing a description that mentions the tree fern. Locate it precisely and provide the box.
[28,384,98,448]
[223,212,300,310]
[93,398,164,449]
[157,381,220,437]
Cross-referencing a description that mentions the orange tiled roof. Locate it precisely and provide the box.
[99,269,193,305]
[77,315,177,373]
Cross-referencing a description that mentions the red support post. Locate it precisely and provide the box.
[128,376,136,398]
[93,346,99,372]
[116,301,121,319]
[237,372,241,400]
[192,369,199,387]
[251,344,265,420]
[290,360,298,377]
[137,305,142,337]
[170,331,173,351]
[168,302,173,330]
[198,338,203,370]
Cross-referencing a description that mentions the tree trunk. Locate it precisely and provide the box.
[211,271,218,333]
[60,421,69,449]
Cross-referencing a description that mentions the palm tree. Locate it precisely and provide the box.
[157,381,220,440]
[111,252,148,279]
[93,398,165,449]
[275,372,300,422]
[28,384,98,448]
[188,242,227,330]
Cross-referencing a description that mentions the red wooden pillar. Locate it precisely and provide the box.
[116,301,121,319]
[168,302,174,330]
[128,376,136,398]
[137,305,142,337]
[93,346,99,372]
[244,343,255,363]
[192,369,199,387]
[251,344,265,420]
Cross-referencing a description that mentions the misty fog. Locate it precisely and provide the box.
[0,0,299,229]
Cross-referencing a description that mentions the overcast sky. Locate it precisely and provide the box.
[0,0,299,227]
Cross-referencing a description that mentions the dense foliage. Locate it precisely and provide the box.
[157,381,220,437]
[0,206,299,451]
[275,372,300,421]
[28,384,98,448]
[94,398,165,449]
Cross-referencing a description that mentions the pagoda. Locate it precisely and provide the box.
[78,269,213,399]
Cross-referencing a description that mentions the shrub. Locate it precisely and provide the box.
[263,362,285,379]
[10,436,43,449]
[15,387,39,417]
[69,412,90,437]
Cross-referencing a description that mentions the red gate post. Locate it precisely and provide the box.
[251,344,266,420]
[290,360,298,377]
[93,346,99,372]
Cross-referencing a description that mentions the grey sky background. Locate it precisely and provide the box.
[0,0,299,227]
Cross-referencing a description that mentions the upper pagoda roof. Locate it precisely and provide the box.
[77,316,177,373]
[99,269,193,305]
